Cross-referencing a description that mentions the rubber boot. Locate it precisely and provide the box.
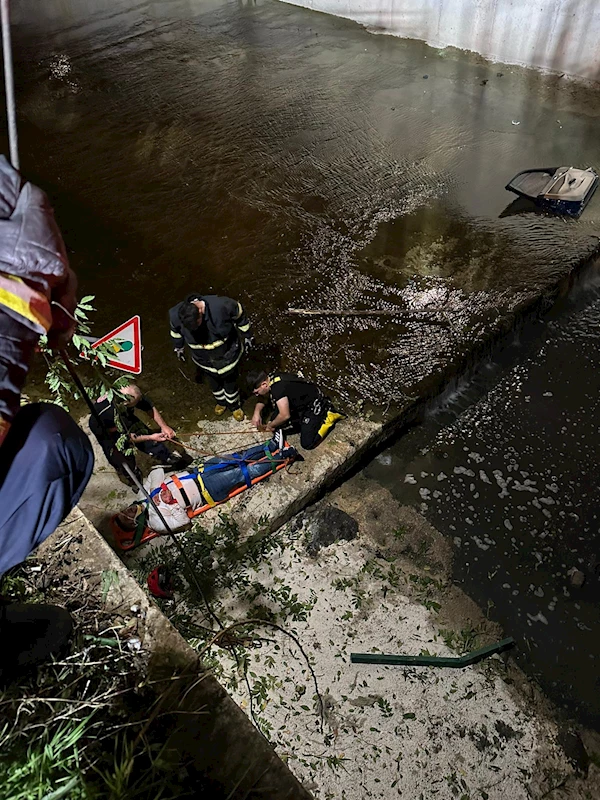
[0,603,73,685]
[214,404,227,416]
[232,409,245,422]
[317,410,346,440]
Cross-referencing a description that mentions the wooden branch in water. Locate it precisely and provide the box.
[287,307,449,326]
[287,308,403,317]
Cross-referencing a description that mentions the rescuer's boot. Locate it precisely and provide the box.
[232,408,245,423]
[317,410,346,440]
[214,404,227,417]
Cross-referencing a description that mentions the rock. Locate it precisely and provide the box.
[567,567,586,588]
[303,504,358,556]
[558,727,589,774]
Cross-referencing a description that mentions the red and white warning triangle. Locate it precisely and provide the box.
[91,315,142,374]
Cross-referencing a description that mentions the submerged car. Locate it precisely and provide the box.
[505,166,598,217]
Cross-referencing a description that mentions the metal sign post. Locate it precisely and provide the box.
[1,0,19,169]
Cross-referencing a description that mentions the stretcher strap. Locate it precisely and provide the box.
[170,473,191,507]
[195,453,254,489]
[133,504,149,547]
[195,469,216,507]
[111,513,161,552]
[235,454,252,488]
[163,469,218,508]
[263,443,278,473]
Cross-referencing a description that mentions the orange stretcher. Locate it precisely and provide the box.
[111,446,294,552]
[187,451,291,518]
[110,513,161,552]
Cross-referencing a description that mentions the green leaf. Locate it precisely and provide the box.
[403,713,416,720]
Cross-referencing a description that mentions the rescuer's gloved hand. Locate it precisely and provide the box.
[243,335,255,355]
[174,348,186,362]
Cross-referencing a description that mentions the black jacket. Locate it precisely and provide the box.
[169,294,251,374]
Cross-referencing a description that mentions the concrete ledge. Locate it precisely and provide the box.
[40,507,313,800]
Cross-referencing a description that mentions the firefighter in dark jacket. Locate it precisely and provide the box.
[169,293,253,421]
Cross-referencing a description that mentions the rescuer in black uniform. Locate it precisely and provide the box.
[169,294,253,421]
[88,380,188,483]
[247,370,345,450]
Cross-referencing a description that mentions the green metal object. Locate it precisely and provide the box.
[350,637,515,668]
[83,634,121,648]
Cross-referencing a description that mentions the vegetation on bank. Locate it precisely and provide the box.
[1,561,204,800]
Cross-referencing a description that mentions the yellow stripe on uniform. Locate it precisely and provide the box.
[237,322,250,333]
[193,348,243,375]
[187,338,226,350]
[0,274,52,331]
[234,302,244,320]
[170,329,183,339]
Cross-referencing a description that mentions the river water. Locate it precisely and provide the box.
[8,0,600,729]
[365,270,600,729]
[9,0,600,418]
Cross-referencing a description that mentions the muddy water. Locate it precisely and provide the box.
[8,0,600,420]
[365,271,600,729]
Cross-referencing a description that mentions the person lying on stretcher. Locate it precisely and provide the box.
[115,429,297,535]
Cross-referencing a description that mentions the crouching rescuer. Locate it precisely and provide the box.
[248,370,345,450]
[169,293,253,421]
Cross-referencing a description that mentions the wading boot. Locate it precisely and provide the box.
[317,410,346,440]
[232,409,245,423]
[214,404,227,416]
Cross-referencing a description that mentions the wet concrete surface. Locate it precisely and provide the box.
[364,269,600,730]
[7,0,600,419]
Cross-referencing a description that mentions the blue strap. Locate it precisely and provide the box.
[238,457,252,488]
[195,454,253,488]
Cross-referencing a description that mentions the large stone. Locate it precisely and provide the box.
[299,503,359,556]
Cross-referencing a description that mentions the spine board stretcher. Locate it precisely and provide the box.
[111,443,294,551]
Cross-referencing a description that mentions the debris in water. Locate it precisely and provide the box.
[526,612,549,625]
[567,567,585,589]
[511,120,521,125]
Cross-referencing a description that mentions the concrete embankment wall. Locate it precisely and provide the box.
[281,0,600,81]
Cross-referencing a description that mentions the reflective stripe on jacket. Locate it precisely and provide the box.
[0,272,52,333]
[168,294,250,373]
[0,156,76,333]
